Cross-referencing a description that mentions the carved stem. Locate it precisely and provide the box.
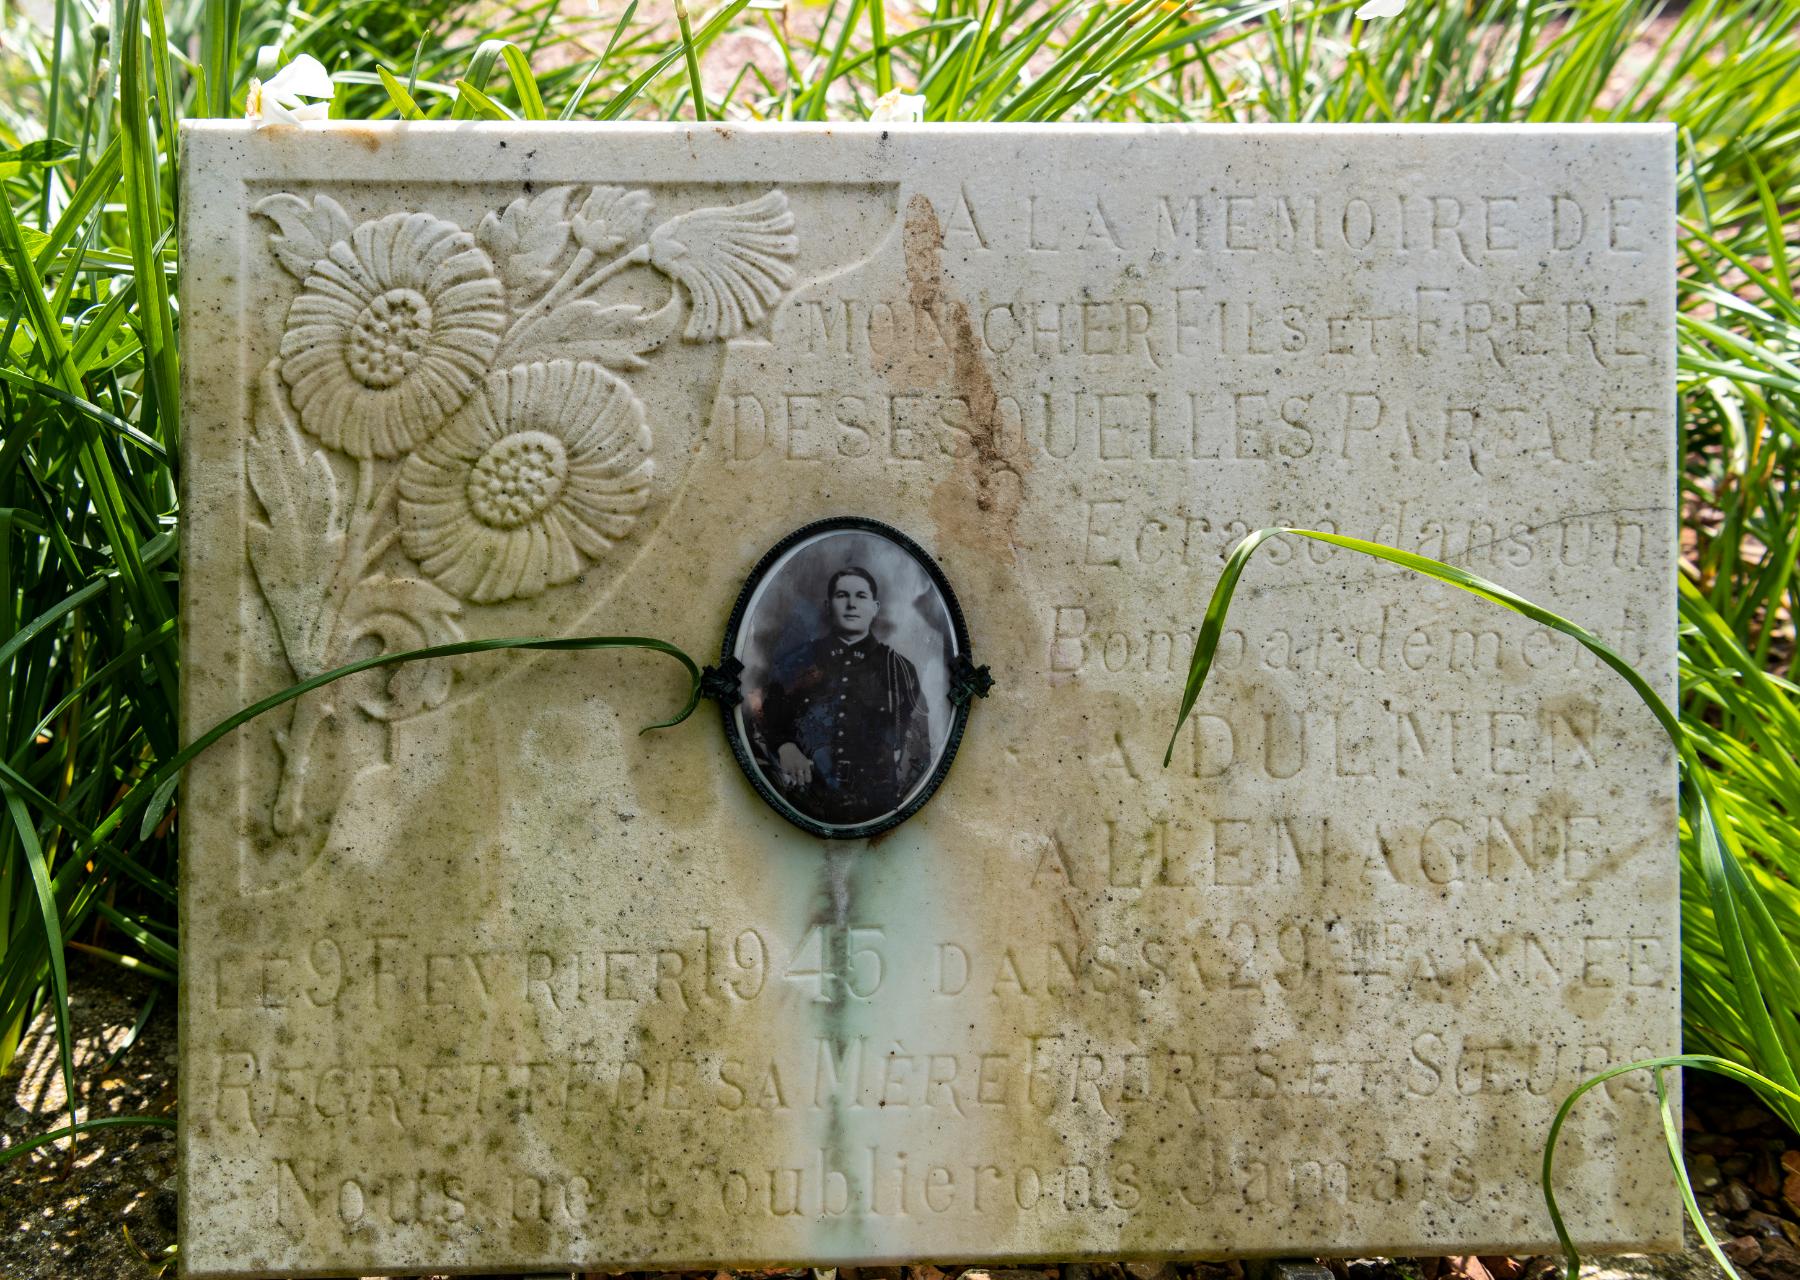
[498,242,656,360]
[337,457,408,580]
[272,696,330,835]
[566,242,653,304]
[358,468,404,575]
[362,528,401,569]
[533,245,599,318]
[272,457,396,832]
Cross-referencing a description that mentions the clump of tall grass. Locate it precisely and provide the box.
[0,0,1796,1267]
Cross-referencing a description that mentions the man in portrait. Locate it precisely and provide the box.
[752,564,933,825]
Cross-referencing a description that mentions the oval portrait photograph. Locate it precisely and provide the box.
[724,519,973,839]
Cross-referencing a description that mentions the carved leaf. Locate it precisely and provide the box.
[340,575,465,721]
[571,185,653,254]
[252,193,354,280]
[500,291,682,370]
[246,367,347,679]
[477,185,576,303]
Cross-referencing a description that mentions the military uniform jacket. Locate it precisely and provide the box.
[753,631,932,825]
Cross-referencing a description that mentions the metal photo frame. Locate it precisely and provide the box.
[717,517,984,841]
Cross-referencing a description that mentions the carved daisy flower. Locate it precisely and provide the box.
[648,190,799,341]
[279,211,507,459]
[398,360,654,604]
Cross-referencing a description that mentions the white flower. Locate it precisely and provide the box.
[245,54,334,128]
[279,211,507,459]
[398,360,654,604]
[648,191,798,341]
[869,89,927,123]
[1354,0,1405,18]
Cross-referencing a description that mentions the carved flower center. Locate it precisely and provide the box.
[347,288,434,389]
[466,431,569,529]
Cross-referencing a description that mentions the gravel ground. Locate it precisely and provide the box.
[0,961,177,1279]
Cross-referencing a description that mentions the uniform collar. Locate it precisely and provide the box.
[828,631,876,658]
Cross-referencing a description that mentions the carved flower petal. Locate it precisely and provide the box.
[398,360,656,604]
[573,185,654,254]
[278,210,505,458]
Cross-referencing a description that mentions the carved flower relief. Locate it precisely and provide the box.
[279,211,508,458]
[572,185,654,255]
[398,360,654,604]
[649,190,798,341]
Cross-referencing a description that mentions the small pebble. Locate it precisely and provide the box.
[1742,1209,1788,1239]
[1763,1236,1800,1267]
[1783,1168,1800,1216]
[1723,1236,1763,1267]
[1754,1152,1783,1198]
[1730,1105,1772,1131]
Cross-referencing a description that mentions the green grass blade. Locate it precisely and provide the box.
[499,43,547,120]
[1,789,78,1154]
[118,0,179,452]
[1544,1055,1800,1280]
[376,66,426,119]
[1164,527,1680,766]
[92,899,179,967]
[137,633,705,839]
[557,0,638,120]
[674,0,707,121]
[452,79,517,120]
[867,0,892,95]
[599,0,751,120]
[202,0,244,116]
[0,1114,175,1168]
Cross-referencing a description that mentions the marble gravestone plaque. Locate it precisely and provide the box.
[179,122,1678,1277]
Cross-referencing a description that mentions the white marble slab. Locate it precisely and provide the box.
[178,121,1679,1277]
